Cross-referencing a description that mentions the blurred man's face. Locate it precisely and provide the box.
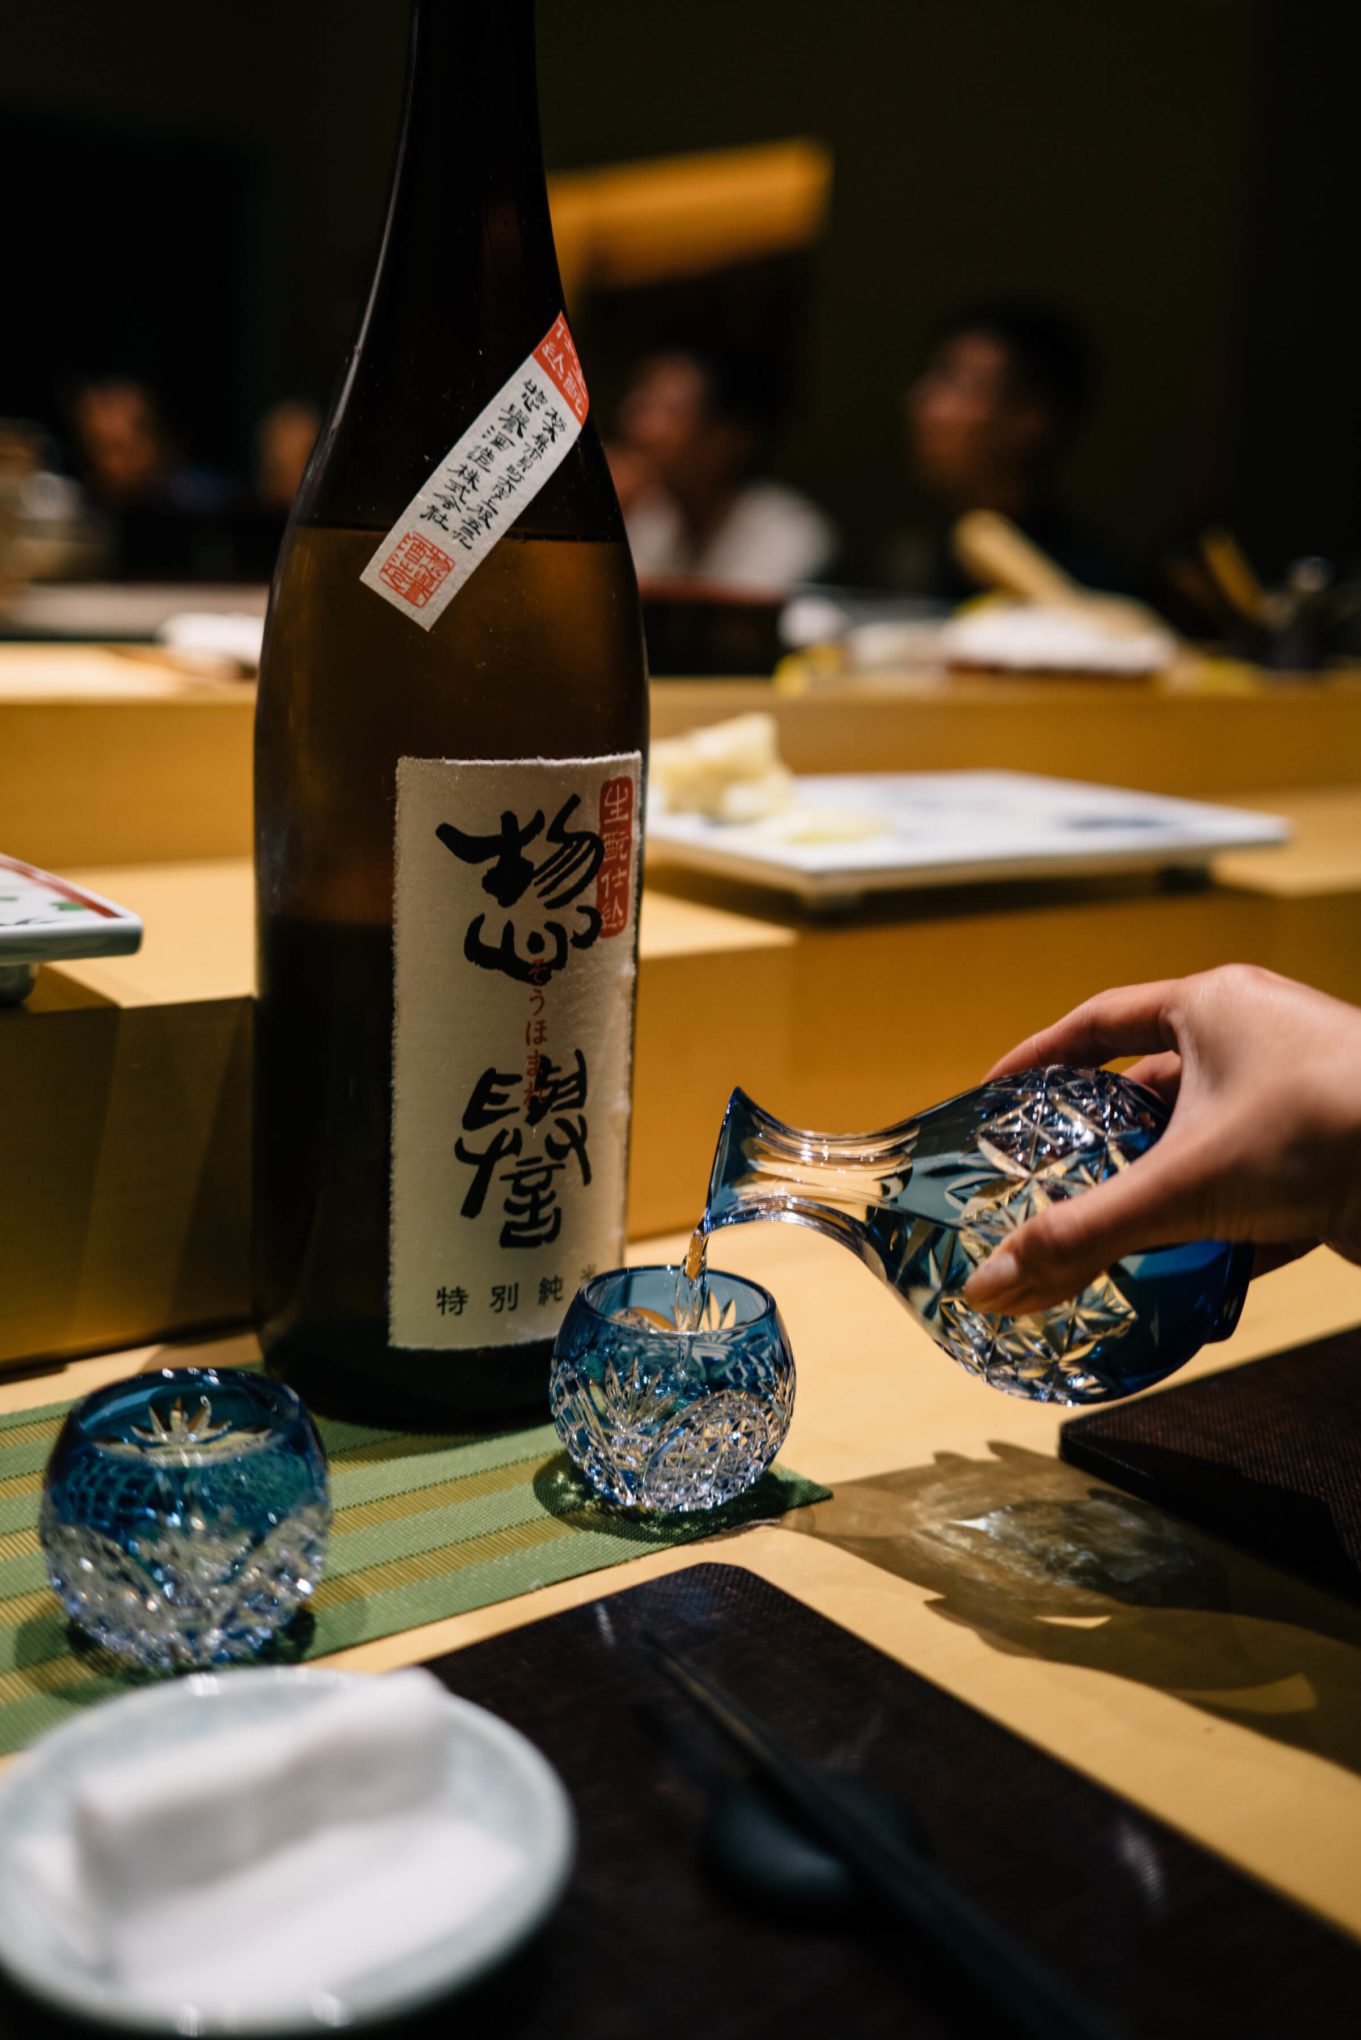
[907,331,1054,508]
[75,383,168,500]
[616,355,751,501]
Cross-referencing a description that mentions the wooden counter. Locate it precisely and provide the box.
[13,1228,1361,1942]
[654,670,1361,798]
[3,787,1360,1370]
[3,639,1359,1364]
[4,648,1361,867]
[0,648,253,868]
[4,642,1361,1950]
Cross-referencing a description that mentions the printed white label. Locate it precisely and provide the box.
[390,752,641,1351]
[361,314,590,630]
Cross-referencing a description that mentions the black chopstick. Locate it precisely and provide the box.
[647,1633,1116,2040]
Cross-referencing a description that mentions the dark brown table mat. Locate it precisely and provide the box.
[1061,1324,1361,1603]
[5,1559,1356,2037]
[412,1560,1355,2037]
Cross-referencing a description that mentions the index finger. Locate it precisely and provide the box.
[983,979,1186,1081]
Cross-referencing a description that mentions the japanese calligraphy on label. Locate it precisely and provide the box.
[391,752,641,1352]
[362,314,590,630]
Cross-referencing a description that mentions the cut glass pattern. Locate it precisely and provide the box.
[550,1267,794,1510]
[40,1369,331,1671]
[703,1067,1251,1404]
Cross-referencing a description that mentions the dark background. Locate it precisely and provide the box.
[5,0,1360,582]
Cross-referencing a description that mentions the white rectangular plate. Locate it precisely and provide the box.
[646,770,1290,904]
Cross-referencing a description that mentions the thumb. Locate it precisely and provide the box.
[961,1142,1213,1316]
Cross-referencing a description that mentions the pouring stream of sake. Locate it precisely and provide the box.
[673,1227,710,1332]
[611,1227,721,1335]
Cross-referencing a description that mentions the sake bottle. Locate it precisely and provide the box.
[253,0,646,1419]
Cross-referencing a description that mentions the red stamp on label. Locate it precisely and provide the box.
[596,775,634,938]
[534,314,590,427]
[377,530,457,608]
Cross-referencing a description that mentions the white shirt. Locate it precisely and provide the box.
[625,481,836,592]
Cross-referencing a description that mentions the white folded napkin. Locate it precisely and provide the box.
[20,1670,523,2017]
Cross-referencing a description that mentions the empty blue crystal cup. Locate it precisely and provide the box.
[40,1367,331,1672]
[549,1266,795,1513]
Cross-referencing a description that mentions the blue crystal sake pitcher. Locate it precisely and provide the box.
[701,1067,1251,1403]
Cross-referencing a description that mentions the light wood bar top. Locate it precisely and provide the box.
[4,646,1361,868]
[5,643,1361,1939]
[1,783,1356,1367]
[9,1234,1361,1943]
[652,670,1361,799]
[46,775,1361,1015]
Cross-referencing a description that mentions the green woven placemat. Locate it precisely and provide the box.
[0,1387,828,1754]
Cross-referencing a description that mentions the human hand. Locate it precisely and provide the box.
[962,964,1361,1316]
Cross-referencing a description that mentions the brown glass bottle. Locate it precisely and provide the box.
[253,0,646,1422]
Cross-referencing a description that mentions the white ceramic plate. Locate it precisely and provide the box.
[0,1667,574,2033]
[647,769,1290,906]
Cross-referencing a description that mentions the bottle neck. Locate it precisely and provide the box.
[371,0,559,328]
[306,0,591,531]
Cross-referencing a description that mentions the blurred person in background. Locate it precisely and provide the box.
[608,347,836,591]
[67,376,239,580]
[254,397,321,513]
[70,377,229,515]
[895,299,1135,600]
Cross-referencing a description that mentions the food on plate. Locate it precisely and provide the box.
[650,711,792,821]
[649,712,886,841]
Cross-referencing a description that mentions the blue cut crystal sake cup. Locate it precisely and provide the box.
[39,1368,331,1672]
[549,1266,795,1513]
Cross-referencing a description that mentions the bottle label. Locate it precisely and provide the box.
[390,752,641,1351]
[361,314,590,631]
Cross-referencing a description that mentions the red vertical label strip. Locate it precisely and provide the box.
[533,314,590,425]
[596,776,634,938]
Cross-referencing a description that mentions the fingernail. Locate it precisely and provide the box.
[963,1245,1026,1311]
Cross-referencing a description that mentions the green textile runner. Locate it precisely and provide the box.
[0,1390,828,1755]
